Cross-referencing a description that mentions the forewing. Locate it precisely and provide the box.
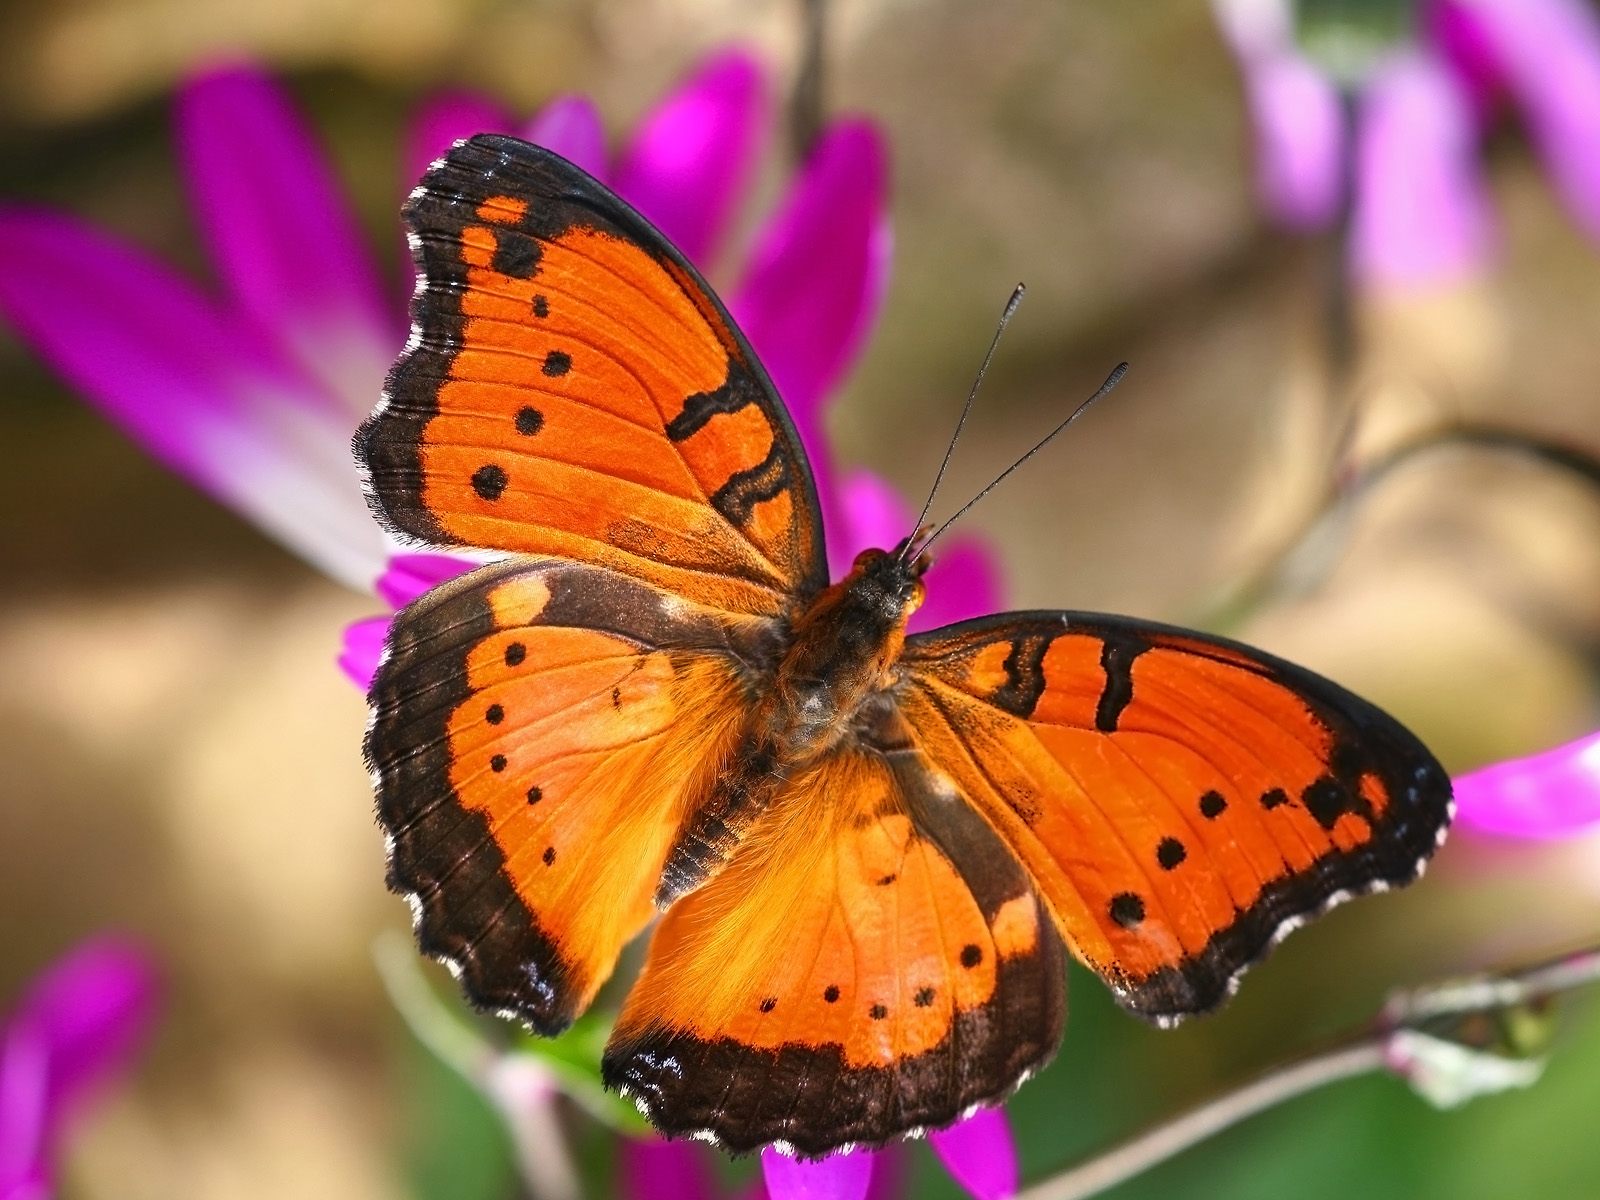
[368,557,767,1034]
[900,612,1453,1024]
[357,134,827,616]
[602,735,1064,1157]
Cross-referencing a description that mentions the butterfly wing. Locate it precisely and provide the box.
[602,722,1065,1156]
[357,134,827,617]
[368,556,774,1034]
[898,612,1453,1024]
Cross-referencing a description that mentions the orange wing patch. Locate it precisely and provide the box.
[902,613,1452,1024]
[357,136,825,618]
[603,735,1064,1156]
[368,557,765,1033]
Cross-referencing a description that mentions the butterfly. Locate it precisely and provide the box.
[356,134,1454,1158]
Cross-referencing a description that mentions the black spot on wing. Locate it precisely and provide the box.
[491,229,541,277]
[472,464,508,501]
[1302,776,1372,830]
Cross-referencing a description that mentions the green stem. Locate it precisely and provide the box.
[1017,943,1600,1200]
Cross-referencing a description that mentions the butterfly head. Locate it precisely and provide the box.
[848,544,927,623]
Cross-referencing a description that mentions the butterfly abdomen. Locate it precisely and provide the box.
[654,547,929,905]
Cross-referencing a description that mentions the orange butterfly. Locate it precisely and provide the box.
[357,134,1453,1157]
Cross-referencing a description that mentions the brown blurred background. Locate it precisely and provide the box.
[2,1,1598,1197]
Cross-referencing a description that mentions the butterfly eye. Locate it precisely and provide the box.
[852,548,886,571]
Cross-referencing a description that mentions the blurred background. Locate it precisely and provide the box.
[2,0,1598,1197]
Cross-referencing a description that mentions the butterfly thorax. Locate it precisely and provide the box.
[652,548,926,907]
[767,547,926,761]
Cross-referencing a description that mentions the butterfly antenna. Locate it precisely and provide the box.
[900,283,1028,562]
[913,361,1131,558]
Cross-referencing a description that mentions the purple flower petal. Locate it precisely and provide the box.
[1424,0,1505,122]
[1350,51,1496,289]
[1212,0,1343,228]
[405,93,515,195]
[930,1108,1018,1200]
[613,48,769,267]
[1455,730,1600,839]
[0,937,157,1191]
[176,63,396,409]
[619,1137,718,1200]
[761,1147,875,1200]
[1238,51,1346,229]
[523,96,609,180]
[836,470,914,563]
[399,94,515,291]
[0,207,387,589]
[731,120,890,458]
[338,616,392,690]
[914,536,1004,633]
[0,1024,48,1190]
[375,553,476,610]
[1434,0,1600,242]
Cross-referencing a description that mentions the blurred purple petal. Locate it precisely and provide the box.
[176,64,396,406]
[761,1147,874,1200]
[405,92,514,193]
[0,206,280,476]
[613,49,769,266]
[523,96,609,180]
[1455,730,1600,839]
[1238,51,1346,229]
[339,616,392,689]
[399,94,514,291]
[0,208,389,590]
[0,938,157,1192]
[1424,0,1505,122]
[930,1108,1018,1200]
[1436,0,1600,242]
[1350,51,1495,289]
[12,938,157,1128]
[732,119,890,450]
[375,553,476,610]
[619,1137,718,1200]
[0,1024,48,1191]
[862,1145,904,1200]
[837,471,914,562]
[915,536,1004,633]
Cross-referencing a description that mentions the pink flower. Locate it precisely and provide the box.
[1213,0,1600,289]
[0,937,158,1199]
[1454,730,1600,839]
[0,66,396,589]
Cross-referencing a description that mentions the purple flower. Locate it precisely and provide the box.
[614,1105,1012,1200]
[1213,0,1600,289]
[0,66,397,590]
[1454,730,1600,839]
[0,937,158,1199]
